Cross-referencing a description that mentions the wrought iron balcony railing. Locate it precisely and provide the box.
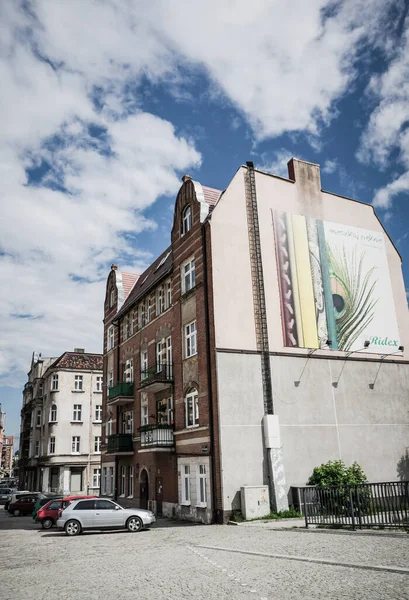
[140,424,174,448]
[107,433,133,453]
[108,382,134,402]
[139,363,173,389]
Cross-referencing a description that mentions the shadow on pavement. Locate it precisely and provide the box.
[0,513,39,531]
[280,527,409,539]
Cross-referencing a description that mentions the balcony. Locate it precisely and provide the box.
[140,424,175,448]
[108,382,134,406]
[107,433,134,454]
[139,363,174,392]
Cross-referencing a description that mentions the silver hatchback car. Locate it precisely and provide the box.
[56,498,156,536]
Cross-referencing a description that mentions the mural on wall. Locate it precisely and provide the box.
[273,212,400,354]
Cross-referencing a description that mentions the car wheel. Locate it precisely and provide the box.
[64,520,81,536]
[42,518,53,530]
[126,516,143,532]
[13,509,20,517]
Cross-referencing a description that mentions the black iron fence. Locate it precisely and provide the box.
[297,481,409,529]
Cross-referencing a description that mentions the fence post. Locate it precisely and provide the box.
[356,486,363,530]
[303,488,308,528]
[349,488,355,530]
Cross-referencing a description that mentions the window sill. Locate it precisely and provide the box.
[94,451,101,455]
[127,495,134,499]
[51,389,59,393]
[72,390,85,393]
[70,421,83,425]
[93,420,102,424]
[184,352,198,361]
[195,503,207,509]
[180,501,191,507]
[49,421,58,425]
[94,391,103,394]
[186,424,200,430]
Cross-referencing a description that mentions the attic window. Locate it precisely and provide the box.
[182,205,191,235]
[140,274,149,285]
[154,251,171,272]
[109,289,115,308]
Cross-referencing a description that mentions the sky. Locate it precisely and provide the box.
[1,0,409,447]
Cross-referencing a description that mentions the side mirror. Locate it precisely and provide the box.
[115,506,121,510]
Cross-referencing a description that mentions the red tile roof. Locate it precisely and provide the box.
[121,272,139,300]
[202,186,222,207]
[50,352,103,371]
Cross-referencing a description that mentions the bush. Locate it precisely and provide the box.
[307,460,368,487]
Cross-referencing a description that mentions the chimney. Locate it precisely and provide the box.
[74,348,85,353]
[111,264,118,271]
[181,174,192,183]
[287,158,323,217]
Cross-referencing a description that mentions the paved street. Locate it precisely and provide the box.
[1,509,409,600]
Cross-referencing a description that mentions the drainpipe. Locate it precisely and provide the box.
[201,223,219,523]
[112,319,120,502]
[87,371,93,495]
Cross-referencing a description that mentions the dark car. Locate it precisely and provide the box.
[4,491,32,511]
[9,495,40,516]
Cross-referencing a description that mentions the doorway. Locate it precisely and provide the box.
[156,477,163,517]
[139,469,149,509]
[70,467,83,493]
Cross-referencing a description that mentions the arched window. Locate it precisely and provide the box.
[182,205,191,235]
[184,388,199,428]
[50,404,57,423]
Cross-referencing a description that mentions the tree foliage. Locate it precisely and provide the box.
[307,460,368,487]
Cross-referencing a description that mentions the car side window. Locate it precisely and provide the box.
[73,500,95,510]
[95,499,117,510]
[48,501,61,510]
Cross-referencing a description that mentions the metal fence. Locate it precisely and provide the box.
[297,481,409,529]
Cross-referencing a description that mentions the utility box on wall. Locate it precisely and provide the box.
[240,485,270,520]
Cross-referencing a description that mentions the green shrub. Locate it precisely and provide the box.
[307,460,368,487]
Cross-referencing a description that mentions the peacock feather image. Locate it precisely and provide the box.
[326,244,378,351]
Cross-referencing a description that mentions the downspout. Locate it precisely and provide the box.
[87,370,93,494]
[201,223,218,523]
[112,320,120,502]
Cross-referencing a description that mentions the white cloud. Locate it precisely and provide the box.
[322,159,338,174]
[257,148,295,178]
[358,17,409,209]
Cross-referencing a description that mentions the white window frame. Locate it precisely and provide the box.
[129,312,134,336]
[106,418,113,436]
[93,468,101,489]
[122,314,129,340]
[108,371,114,389]
[71,436,80,454]
[95,376,103,392]
[120,465,126,496]
[156,341,163,373]
[107,325,114,350]
[141,405,148,426]
[74,375,83,391]
[185,321,197,358]
[156,286,165,315]
[141,350,148,380]
[166,280,172,308]
[185,390,199,428]
[49,404,57,423]
[181,464,191,505]
[128,466,134,498]
[95,405,102,422]
[166,336,172,377]
[102,467,107,495]
[137,303,145,329]
[94,436,101,453]
[182,258,195,294]
[51,373,59,391]
[109,466,114,495]
[146,296,151,323]
[196,464,207,507]
[49,437,55,455]
[124,358,134,383]
[122,410,133,434]
[182,205,191,235]
[72,404,82,422]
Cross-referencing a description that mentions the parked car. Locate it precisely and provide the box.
[36,495,96,529]
[32,495,63,520]
[4,491,33,511]
[0,488,16,505]
[8,495,40,516]
[56,498,156,536]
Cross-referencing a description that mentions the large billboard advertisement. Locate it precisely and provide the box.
[273,212,400,354]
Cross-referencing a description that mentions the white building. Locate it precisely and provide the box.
[19,350,103,495]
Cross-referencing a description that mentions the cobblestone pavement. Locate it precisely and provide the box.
[1,510,409,600]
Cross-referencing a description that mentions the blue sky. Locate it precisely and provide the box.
[1,1,409,446]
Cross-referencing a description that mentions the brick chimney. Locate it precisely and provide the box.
[111,264,118,271]
[181,174,192,183]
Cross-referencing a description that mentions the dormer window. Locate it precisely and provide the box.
[109,288,115,308]
[182,205,192,235]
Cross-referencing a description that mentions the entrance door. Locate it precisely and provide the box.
[70,467,83,493]
[140,469,149,510]
[156,477,163,517]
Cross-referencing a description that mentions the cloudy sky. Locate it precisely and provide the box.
[1,0,409,443]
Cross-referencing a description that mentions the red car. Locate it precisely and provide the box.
[8,495,39,516]
[36,495,97,529]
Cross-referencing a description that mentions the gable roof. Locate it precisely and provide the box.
[121,272,139,300]
[202,186,223,207]
[48,352,103,372]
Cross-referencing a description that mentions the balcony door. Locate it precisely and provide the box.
[139,469,149,510]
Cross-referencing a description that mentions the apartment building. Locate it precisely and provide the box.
[102,159,409,523]
[19,350,103,495]
[1,436,14,476]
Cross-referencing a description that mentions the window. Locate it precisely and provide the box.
[109,288,115,307]
[74,499,94,510]
[36,409,41,426]
[72,404,82,422]
[141,350,148,380]
[156,341,163,372]
[35,441,40,456]
[107,325,114,350]
[156,286,165,315]
[122,410,133,434]
[94,436,101,453]
[124,358,134,383]
[185,321,197,358]
[129,312,134,336]
[49,437,55,454]
[185,389,199,428]
[95,376,103,392]
[181,465,190,504]
[166,336,172,377]
[106,417,113,436]
[182,259,195,293]
[137,303,145,329]
[95,405,102,422]
[120,466,126,496]
[92,468,101,489]
[108,371,114,389]
[74,375,83,391]
[51,374,59,390]
[157,397,173,425]
[48,501,61,510]
[141,404,148,426]
[102,467,107,495]
[122,314,129,340]
[146,296,152,323]
[38,382,43,396]
[166,280,172,308]
[128,466,134,497]
[50,404,57,422]
[109,467,114,495]
[196,464,207,506]
[182,205,191,234]
[72,436,80,453]
[96,499,117,510]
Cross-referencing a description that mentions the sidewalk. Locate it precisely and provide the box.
[228,517,306,529]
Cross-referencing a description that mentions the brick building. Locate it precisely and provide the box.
[102,159,409,523]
